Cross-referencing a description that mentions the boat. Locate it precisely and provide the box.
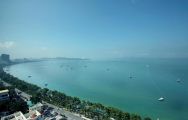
[45,83,48,87]
[176,78,181,83]
[158,97,164,101]
[129,74,134,79]
[28,76,32,78]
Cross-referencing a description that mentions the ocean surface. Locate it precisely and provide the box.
[5,58,188,120]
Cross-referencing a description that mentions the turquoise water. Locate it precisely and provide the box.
[5,58,188,120]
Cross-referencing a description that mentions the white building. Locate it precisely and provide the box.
[29,103,43,111]
[24,110,41,120]
[1,111,41,120]
[1,112,27,120]
[0,89,9,101]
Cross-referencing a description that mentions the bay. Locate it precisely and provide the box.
[5,58,188,120]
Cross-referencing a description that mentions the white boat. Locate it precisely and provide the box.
[158,97,164,101]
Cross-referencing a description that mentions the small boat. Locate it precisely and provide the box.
[106,68,110,71]
[129,74,134,79]
[28,76,32,78]
[45,83,48,87]
[158,97,164,101]
[176,78,181,83]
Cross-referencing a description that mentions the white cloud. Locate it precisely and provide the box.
[0,41,15,49]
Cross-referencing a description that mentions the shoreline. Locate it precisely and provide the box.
[0,62,152,120]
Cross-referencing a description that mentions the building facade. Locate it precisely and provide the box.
[1,54,10,63]
[0,89,9,101]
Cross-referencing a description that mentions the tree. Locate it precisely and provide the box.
[144,117,152,120]
[30,92,42,104]
[8,99,28,113]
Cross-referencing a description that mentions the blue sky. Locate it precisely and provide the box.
[0,0,188,59]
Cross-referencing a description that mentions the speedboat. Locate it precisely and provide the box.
[158,97,164,101]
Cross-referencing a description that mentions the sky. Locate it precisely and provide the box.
[0,0,188,59]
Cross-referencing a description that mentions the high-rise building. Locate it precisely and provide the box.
[1,54,10,63]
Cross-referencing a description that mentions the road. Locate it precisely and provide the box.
[15,88,32,101]
[0,79,32,101]
[0,79,90,120]
[43,101,91,120]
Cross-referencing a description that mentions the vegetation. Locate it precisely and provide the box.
[144,118,152,120]
[0,86,28,114]
[0,67,152,120]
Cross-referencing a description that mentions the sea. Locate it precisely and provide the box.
[4,58,188,120]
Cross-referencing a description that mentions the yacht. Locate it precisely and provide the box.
[158,97,164,101]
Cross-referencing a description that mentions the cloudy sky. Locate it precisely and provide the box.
[0,0,188,59]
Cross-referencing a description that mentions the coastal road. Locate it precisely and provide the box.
[14,88,32,100]
[0,80,90,120]
[0,80,32,101]
[42,101,90,120]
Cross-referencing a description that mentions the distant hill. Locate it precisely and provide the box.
[0,55,89,67]
[47,57,89,60]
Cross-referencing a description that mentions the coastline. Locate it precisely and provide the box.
[0,61,152,120]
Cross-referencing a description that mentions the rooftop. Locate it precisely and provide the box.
[0,89,9,94]
[1,112,27,120]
